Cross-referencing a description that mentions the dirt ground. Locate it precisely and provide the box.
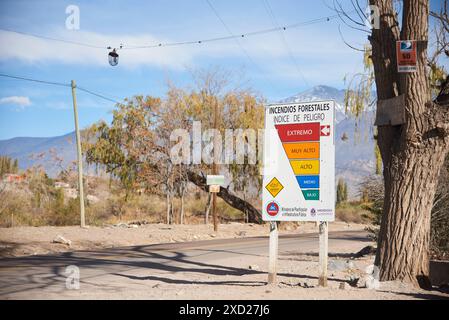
[2,230,448,300]
[117,251,449,300]
[0,221,364,257]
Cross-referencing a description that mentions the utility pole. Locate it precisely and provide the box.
[212,96,219,232]
[71,80,86,228]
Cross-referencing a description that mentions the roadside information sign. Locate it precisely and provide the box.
[209,185,220,193]
[396,40,417,73]
[262,100,335,222]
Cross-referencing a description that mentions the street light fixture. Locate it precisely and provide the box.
[108,48,119,66]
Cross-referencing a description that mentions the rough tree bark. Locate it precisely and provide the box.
[370,0,449,287]
[187,170,263,224]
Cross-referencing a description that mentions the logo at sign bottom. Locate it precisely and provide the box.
[266,201,280,217]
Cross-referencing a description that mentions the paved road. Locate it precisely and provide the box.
[0,230,371,299]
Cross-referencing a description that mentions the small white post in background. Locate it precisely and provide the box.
[318,221,328,287]
[268,221,279,284]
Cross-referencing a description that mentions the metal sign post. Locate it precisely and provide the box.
[318,221,328,287]
[268,221,279,284]
[212,98,219,232]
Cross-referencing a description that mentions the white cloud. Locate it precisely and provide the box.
[0,26,362,70]
[0,29,195,69]
[0,26,366,91]
[0,95,31,107]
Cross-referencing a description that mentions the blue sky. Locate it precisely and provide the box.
[0,0,446,139]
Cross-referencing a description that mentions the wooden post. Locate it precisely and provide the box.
[268,221,279,284]
[318,221,328,287]
[70,80,86,228]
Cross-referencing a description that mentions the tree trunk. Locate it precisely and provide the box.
[243,189,248,223]
[370,0,449,287]
[180,192,185,225]
[375,146,447,287]
[187,170,263,224]
[204,193,211,224]
[166,193,171,224]
[170,193,174,224]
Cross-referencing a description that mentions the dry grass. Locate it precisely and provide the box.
[2,172,375,228]
[1,179,256,227]
[335,202,372,224]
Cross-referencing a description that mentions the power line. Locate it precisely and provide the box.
[125,14,339,49]
[0,27,107,49]
[0,13,339,51]
[204,0,280,91]
[204,0,262,71]
[0,72,70,87]
[77,86,121,104]
[262,0,309,87]
[0,73,120,104]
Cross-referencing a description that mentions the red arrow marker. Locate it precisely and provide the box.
[320,125,331,136]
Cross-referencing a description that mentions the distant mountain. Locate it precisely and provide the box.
[280,85,347,123]
[0,132,78,177]
[281,85,346,105]
[0,85,376,198]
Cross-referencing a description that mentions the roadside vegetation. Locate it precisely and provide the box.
[0,164,251,227]
[0,156,19,176]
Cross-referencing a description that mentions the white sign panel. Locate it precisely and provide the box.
[262,100,335,221]
[206,175,225,186]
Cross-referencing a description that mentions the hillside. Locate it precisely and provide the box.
[0,85,376,197]
[0,132,78,177]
